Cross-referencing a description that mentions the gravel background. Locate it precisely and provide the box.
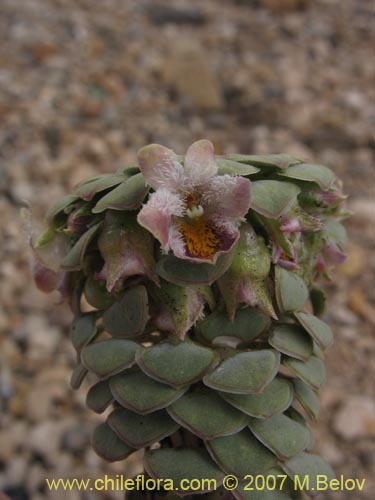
[0,1,374,499]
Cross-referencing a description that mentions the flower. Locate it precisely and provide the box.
[272,244,299,270]
[315,219,348,278]
[137,139,251,263]
[270,205,321,271]
[315,240,347,277]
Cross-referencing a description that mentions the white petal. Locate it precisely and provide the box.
[210,217,239,236]
[184,139,218,184]
[137,189,185,249]
[202,174,251,220]
[137,144,184,190]
[167,222,187,258]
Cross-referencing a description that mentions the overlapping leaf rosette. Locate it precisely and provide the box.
[31,140,348,499]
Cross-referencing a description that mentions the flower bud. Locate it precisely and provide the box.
[98,211,159,292]
[315,219,348,278]
[32,259,65,293]
[23,205,68,295]
[65,204,93,235]
[280,205,321,235]
[272,245,299,270]
[149,281,209,339]
[218,223,277,320]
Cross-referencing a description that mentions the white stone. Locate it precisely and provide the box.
[5,455,29,486]
[28,420,70,462]
[334,396,375,439]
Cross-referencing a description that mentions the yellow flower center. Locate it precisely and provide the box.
[179,219,220,259]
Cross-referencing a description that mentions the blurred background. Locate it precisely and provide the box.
[0,0,374,499]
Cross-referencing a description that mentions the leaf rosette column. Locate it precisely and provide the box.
[30,140,348,499]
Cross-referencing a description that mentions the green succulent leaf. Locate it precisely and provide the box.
[250,181,301,218]
[83,275,115,310]
[81,339,138,378]
[275,267,309,313]
[102,285,149,338]
[86,380,114,414]
[206,428,277,477]
[167,390,249,439]
[70,312,98,352]
[309,288,327,317]
[220,377,293,419]
[284,356,326,390]
[287,408,316,453]
[92,422,135,462]
[109,370,188,414]
[313,342,324,360]
[74,173,125,201]
[136,340,217,387]
[294,312,333,350]
[156,252,233,286]
[233,465,299,499]
[203,350,280,394]
[144,448,224,496]
[306,430,316,452]
[278,164,336,191]
[45,194,80,224]
[249,413,310,460]
[216,158,260,176]
[293,380,320,421]
[269,324,313,361]
[69,363,88,390]
[116,165,140,176]
[61,222,102,271]
[225,154,302,169]
[92,173,149,213]
[281,452,336,498]
[108,407,179,448]
[196,307,271,345]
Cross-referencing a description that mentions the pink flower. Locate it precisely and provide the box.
[30,231,70,295]
[32,257,66,293]
[315,241,347,277]
[65,204,92,235]
[319,189,346,207]
[272,244,299,270]
[137,140,251,263]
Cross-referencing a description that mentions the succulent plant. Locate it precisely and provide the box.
[30,140,348,499]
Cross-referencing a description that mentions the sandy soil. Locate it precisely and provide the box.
[0,1,374,499]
